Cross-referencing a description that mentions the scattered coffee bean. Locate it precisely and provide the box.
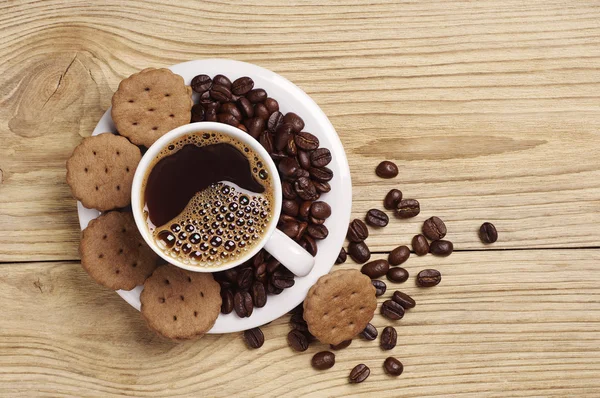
[392,291,416,309]
[246,88,267,103]
[381,299,405,320]
[287,329,309,352]
[380,326,397,350]
[289,312,308,333]
[387,267,409,283]
[330,339,352,350]
[365,209,389,227]
[396,199,420,218]
[376,161,398,178]
[312,351,336,370]
[360,323,378,340]
[221,289,234,314]
[347,219,369,242]
[412,234,430,256]
[384,189,403,210]
[295,132,319,151]
[383,357,404,376]
[231,76,254,95]
[336,248,347,264]
[243,327,264,349]
[429,240,453,257]
[191,74,212,93]
[372,280,387,296]
[234,290,253,318]
[388,245,410,266]
[361,259,390,279]
[213,74,232,88]
[349,364,370,383]
[416,269,441,287]
[422,216,447,240]
[283,112,305,133]
[348,241,371,263]
[479,222,498,243]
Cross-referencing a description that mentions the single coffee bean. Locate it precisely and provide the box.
[259,131,274,154]
[254,263,267,284]
[220,102,242,121]
[287,136,299,156]
[275,124,294,151]
[309,216,325,226]
[220,289,234,314]
[246,117,265,139]
[314,181,331,193]
[388,245,410,266]
[429,240,453,257]
[412,234,430,256]
[416,269,442,287]
[217,112,239,126]
[267,282,283,295]
[376,160,398,178]
[190,103,205,123]
[309,166,333,182]
[392,291,416,309]
[264,97,279,114]
[237,123,248,133]
[282,199,299,217]
[396,199,420,218]
[270,151,287,161]
[281,221,300,239]
[308,224,328,240]
[303,235,318,257]
[310,201,331,219]
[298,150,311,170]
[212,74,232,88]
[278,157,300,177]
[246,88,267,103]
[295,132,319,151]
[204,106,217,122]
[287,329,309,352]
[422,216,447,240]
[282,181,297,200]
[310,148,332,167]
[384,357,404,376]
[254,103,270,120]
[479,222,498,243]
[237,97,254,118]
[271,269,295,289]
[223,268,238,283]
[384,189,403,210]
[283,112,304,133]
[231,76,254,95]
[366,209,389,227]
[381,300,405,320]
[294,168,310,179]
[299,200,312,219]
[361,259,390,279]
[372,280,387,296]
[347,219,369,242]
[266,258,280,273]
[330,339,352,350]
[360,323,378,340]
[312,351,335,370]
[297,221,308,240]
[349,364,370,383]
[387,267,409,283]
[243,327,264,349]
[267,111,284,133]
[294,177,318,201]
[210,84,232,102]
[198,90,213,105]
[380,326,397,350]
[348,241,371,263]
[289,312,308,332]
[234,290,253,318]
[191,74,212,93]
[236,267,253,290]
[336,248,347,264]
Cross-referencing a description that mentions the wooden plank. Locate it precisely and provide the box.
[0,250,599,397]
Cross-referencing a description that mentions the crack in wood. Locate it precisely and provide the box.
[41,53,78,109]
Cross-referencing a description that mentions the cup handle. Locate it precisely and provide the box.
[263,229,315,277]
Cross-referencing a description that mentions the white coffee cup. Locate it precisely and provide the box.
[130,122,315,277]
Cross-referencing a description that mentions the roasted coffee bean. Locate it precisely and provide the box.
[278,157,300,177]
[299,200,313,219]
[396,199,420,218]
[360,323,378,340]
[283,112,305,133]
[246,88,267,103]
[279,214,297,225]
[412,234,430,256]
[275,124,293,151]
[221,289,234,314]
[384,357,404,376]
[308,224,328,240]
[303,235,318,256]
[220,102,242,120]
[294,169,310,179]
[388,245,410,266]
[252,251,266,267]
[430,240,453,257]
[309,166,333,182]
[267,111,284,133]
[347,219,369,242]
[384,189,403,210]
[336,248,347,264]
[236,267,253,290]
[330,339,352,350]
[254,103,270,120]
[281,221,300,239]
[251,282,266,308]
[422,216,447,240]
[314,181,331,193]
[234,291,253,318]
[297,221,308,240]
[266,258,281,273]
[479,222,498,243]
[237,123,248,133]
[217,112,239,126]
[372,280,387,296]
[308,216,324,226]
[361,259,390,279]
[264,97,279,114]
[210,84,232,102]
[387,267,409,283]
[191,74,212,93]
[295,132,319,151]
[282,181,297,200]
[254,263,267,284]
[381,300,405,320]
[349,364,370,383]
[298,150,311,170]
[223,268,238,283]
[205,106,217,122]
[311,148,332,167]
[416,269,442,287]
[348,241,371,263]
[286,136,297,156]
[312,351,335,370]
[237,97,254,118]
[310,201,331,219]
[213,74,232,88]
[267,282,283,295]
[259,131,274,153]
[366,209,389,227]
[198,90,213,105]
[282,199,299,217]
[231,76,254,95]
[271,269,295,289]
[290,312,308,332]
[190,103,205,122]
[392,291,416,309]
[294,177,318,201]
[380,326,397,350]
[376,161,398,178]
[287,329,309,352]
[243,327,264,349]
[246,117,265,139]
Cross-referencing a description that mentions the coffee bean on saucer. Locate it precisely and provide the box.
[282,181,297,199]
[376,161,398,178]
[295,132,319,151]
[365,209,388,227]
[380,326,397,350]
[281,221,300,239]
[191,74,212,93]
[384,357,404,376]
[308,224,328,240]
[251,281,267,308]
[303,235,318,256]
[287,329,309,352]
[349,364,370,383]
[217,112,239,126]
[210,84,232,102]
[283,112,305,133]
[294,177,318,201]
[336,248,347,264]
[299,201,312,219]
[430,240,453,257]
[278,157,300,177]
[234,290,253,317]
[271,268,295,289]
[361,259,390,279]
[237,97,254,118]
[267,111,284,133]
[231,76,254,95]
[311,201,331,219]
[416,269,441,287]
[309,166,333,182]
[190,104,205,122]
[360,323,378,340]
[247,88,267,103]
[387,267,409,283]
[384,189,402,210]
[388,245,410,266]
[255,103,270,120]
[282,199,299,217]
[347,219,369,242]
[314,181,331,194]
[372,280,387,296]
[396,199,420,218]
[392,291,416,309]
[243,327,264,349]
[287,137,299,156]
[312,351,335,370]
[246,117,265,139]
[311,148,332,167]
[221,289,234,314]
[330,339,352,350]
[422,216,447,240]
[412,234,430,256]
[298,150,311,170]
[220,102,242,121]
[348,241,371,263]
[381,300,405,320]
[236,267,253,290]
[264,97,279,114]
[213,74,232,88]
[479,222,498,243]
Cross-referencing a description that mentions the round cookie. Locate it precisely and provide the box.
[140,265,222,340]
[66,133,141,211]
[80,211,159,290]
[111,68,193,148]
[304,269,377,345]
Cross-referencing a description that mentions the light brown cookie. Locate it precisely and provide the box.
[80,211,159,290]
[140,264,222,340]
[66,133,141,211]
[111,68,193,147]
[304,269,377,345]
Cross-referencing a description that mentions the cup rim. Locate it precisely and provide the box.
[131,121,283,273]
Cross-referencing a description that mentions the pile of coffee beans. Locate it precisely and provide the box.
[191,74,335,316]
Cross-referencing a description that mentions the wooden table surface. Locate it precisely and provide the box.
[1,0,599,396]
